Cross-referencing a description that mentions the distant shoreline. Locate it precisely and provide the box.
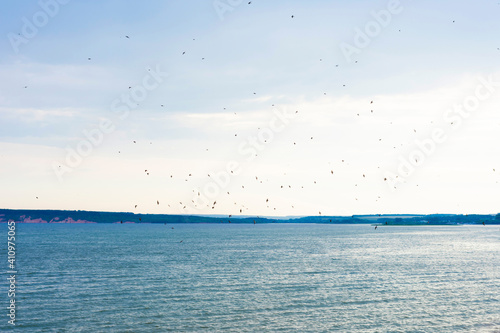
[1,208,499,225]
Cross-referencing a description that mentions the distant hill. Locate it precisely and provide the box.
[1,209,499,225]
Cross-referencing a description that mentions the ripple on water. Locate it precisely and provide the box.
[2,223,499,332]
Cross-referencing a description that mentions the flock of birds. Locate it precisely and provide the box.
[119,11,364,215]
[25,6,500,220]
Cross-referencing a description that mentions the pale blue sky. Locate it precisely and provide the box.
[1,0,500,215]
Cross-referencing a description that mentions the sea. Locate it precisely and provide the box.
[1,223,499,332]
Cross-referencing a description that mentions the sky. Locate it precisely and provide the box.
[1,0,500,216]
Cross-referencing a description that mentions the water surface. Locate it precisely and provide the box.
[1,223,499,332]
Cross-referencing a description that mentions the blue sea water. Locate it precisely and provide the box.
[1,223,499,332]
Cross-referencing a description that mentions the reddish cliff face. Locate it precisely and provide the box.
[49,217,97,223]
[3,215,97,223]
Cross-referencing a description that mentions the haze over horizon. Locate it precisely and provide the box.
[1,0,500,216]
